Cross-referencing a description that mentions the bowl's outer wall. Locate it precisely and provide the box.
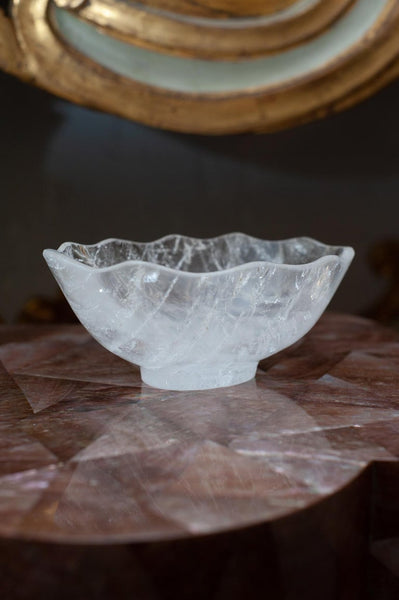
[43,241,354,369]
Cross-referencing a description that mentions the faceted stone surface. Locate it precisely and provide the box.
[43,234,354,390]
[1,313,399,599]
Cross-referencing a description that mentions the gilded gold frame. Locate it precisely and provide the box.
[1,0,399,134]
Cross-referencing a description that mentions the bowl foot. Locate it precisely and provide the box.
[140,362,258,391]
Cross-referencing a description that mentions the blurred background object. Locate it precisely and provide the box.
[17,292,77,324]
[363,241,399,327]
[1,0,399,133]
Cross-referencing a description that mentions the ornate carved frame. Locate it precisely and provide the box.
[1,0,399,134]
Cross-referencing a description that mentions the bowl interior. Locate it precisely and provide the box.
[60,234,346,273]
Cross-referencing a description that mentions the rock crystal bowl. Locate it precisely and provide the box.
[43,234,354,391]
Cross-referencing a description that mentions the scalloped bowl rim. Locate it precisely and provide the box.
[43,233,355,278]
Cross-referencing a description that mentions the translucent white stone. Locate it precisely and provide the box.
[43,234,354,391]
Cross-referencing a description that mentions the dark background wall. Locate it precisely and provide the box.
[1,70,398,322]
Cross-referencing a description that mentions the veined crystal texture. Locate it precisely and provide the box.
[43,234,354,391]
